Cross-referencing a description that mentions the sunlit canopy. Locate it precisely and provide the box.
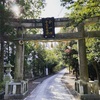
[10,3,21,18]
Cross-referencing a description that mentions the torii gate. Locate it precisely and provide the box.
[3,16,100,97]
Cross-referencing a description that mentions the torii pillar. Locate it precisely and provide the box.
[4,28,28,100]
[77,23,89,94]
[14,40,24,81]
[14,27,25,81]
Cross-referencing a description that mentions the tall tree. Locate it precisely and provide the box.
[0,0,46,83]
[61,0,100,25]
[0,0,5,86]
[60,0,100,82]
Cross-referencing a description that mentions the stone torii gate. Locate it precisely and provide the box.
[3,16,100,99]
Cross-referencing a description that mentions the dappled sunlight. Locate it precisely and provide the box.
[48,80,75,100]
[24,69,75,100]
[45,70,75,100]
[10,4,21,17]
[7,0,21,18]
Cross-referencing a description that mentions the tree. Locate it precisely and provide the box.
[0,0,13,91]
[61,0,100,25]
[32,42,46,76]
[60,0,100,82]
[24,42,47,78]
[86,38,100,82]
[45,48,59,74]
[0,0,46,89]
[0,1,6,91]
[60,0,100,61]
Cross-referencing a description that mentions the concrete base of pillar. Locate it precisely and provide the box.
[75,80,88,94]
[88,80,99,94]
[4,80,28,100]
[75,79,100,96]
[4,94,24,100]
[81,94,100,100]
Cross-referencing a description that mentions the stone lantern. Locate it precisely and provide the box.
[4,61,28,100]
[4,62,14,83]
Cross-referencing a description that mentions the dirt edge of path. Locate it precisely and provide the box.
[61,73,80,100]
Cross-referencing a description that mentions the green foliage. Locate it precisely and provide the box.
[24,42,35,77]
[0,3,13,35]
[55,41,78,72]
[44,44,67,73]
[86,38,100,62]
[45,49,58,65]
[53,61,64,73]
[61,0,100,26]
[0,82,4,92]
[17,0,46,18]
[24,42,47,77]
[60,0,100,65]
[1,0,46,79]
[24,41,67,76]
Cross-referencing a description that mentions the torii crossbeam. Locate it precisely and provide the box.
[1,16,100,41]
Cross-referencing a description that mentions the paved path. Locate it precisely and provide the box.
[24,69,76,100]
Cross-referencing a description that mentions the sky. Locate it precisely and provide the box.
[40,0,67,18]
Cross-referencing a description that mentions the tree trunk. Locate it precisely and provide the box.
[0,41,4,82]
[0,1,5,83]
